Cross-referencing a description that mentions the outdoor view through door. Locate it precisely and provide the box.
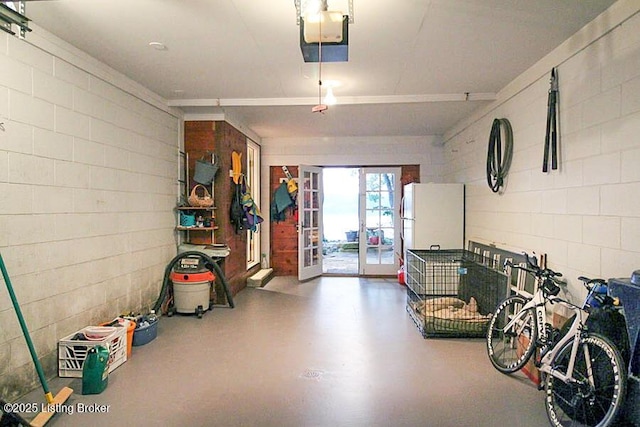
[322,167,401,276]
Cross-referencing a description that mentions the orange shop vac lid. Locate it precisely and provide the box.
[170,271,215,282]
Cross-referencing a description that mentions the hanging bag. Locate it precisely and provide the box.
[193,152,219,185]
[240,177,263,231]
[188,184,214,207]
[230,180,247,233]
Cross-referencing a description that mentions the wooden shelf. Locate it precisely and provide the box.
[176,226,219,231]
[176,206,217,210]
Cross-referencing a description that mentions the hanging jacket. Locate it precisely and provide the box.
[271,182,294,222]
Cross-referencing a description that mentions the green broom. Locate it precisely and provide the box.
[0,252,72,427]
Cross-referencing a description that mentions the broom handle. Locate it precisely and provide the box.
[0,253,53,402]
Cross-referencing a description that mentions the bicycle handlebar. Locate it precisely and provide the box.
[578,275,607,289]
[578,276,619,307]
[504,253,563,284]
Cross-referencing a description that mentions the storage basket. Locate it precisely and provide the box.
[180,211,196,227]
[132,319,158,346]
[58,326,127,378]
[405,249,508,338]
[188,184,214,207]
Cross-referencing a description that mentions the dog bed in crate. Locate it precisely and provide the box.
[405,249,508,338]
[408,296,491,336]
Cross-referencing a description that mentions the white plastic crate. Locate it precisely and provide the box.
[58,326,127,378]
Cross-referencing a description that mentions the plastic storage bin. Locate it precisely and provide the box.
[132,319,158,346]
[100,318,136,359]
[58,326,127,378]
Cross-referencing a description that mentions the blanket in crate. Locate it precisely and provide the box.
[410,296,491,325]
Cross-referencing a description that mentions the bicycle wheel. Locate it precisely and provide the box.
[544,333,627,427]
[486,294,537,373]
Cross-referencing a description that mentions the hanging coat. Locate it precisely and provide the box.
[270,181,294,222]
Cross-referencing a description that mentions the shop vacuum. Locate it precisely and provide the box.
[168,255,216,318]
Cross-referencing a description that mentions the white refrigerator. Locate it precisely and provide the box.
[401,183,464,253]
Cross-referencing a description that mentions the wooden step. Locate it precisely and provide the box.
[247,268,274,288]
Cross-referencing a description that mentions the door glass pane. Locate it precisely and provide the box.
[304,211,310,228]
[365,197,378,210]
[304,249,312,267]
[367,247,379,263]
[381,210,393,227]
[361,169,399,272]
[379,191,391,209]
[365,209,380,227]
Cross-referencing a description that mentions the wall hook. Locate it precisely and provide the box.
[0,122,5,131]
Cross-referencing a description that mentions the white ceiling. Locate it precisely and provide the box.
[22,0,617,139]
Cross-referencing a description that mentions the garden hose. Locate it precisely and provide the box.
[486,118,513,193]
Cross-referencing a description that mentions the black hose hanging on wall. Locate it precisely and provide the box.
[486,118,513,193]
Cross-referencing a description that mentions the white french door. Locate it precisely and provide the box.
[298,165,323,281]
[358,167,401,275]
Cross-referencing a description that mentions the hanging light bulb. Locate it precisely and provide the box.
[324,86,336,105]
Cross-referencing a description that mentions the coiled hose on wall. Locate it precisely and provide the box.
[486,118,513,193]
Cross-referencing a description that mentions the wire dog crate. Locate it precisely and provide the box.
[405,249,508,338]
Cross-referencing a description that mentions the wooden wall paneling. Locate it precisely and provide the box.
[184,121,260,298]
[270,166,299,276]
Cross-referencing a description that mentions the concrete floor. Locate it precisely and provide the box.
[19,276,550,427]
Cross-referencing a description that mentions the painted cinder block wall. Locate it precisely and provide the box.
[443,3,640,302]
[0,28,180,398]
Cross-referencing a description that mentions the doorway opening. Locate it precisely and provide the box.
[322,167,359,275]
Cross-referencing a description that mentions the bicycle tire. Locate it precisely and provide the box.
[486,295,538,373]
[544,333,627,427]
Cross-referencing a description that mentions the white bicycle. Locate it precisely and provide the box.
[486,254,627,427]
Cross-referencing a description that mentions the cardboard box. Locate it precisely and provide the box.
[517,334,540,385]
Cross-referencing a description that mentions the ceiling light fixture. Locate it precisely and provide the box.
[324,86,336,105]
[148,41,168,51]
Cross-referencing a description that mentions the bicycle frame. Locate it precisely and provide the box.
[503,286,550,347]
[538,298,591,387]
[503,286,592,386]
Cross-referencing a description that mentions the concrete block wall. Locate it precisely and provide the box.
[0,29,180,399]
[443,4,640,302]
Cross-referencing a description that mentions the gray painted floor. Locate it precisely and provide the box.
[20,276,549,426]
